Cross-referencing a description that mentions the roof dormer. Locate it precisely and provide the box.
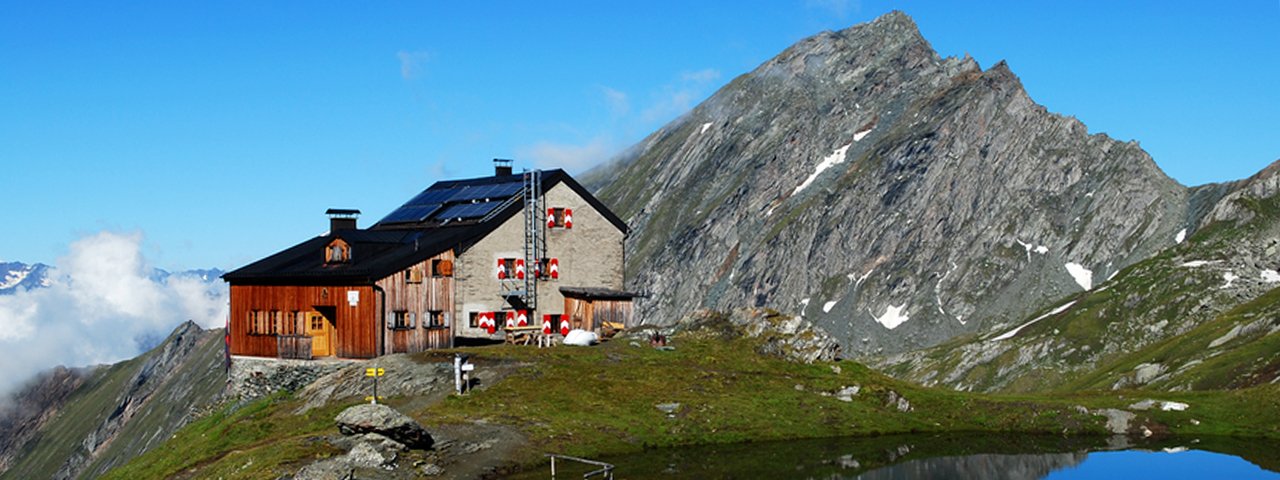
[325,238,351,264]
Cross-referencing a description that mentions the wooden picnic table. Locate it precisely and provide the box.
[503,325,543,345]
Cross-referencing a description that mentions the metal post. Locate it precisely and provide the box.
[453,354,462,395]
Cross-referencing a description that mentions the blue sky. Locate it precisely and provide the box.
[2,1,1277,270]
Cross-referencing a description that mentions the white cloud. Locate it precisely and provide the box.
[396,50,431,80]
[0,231,228,397]
[641,69,722,123]
[518,137,618,173]
[680,68,721,84]
[806,0,861,18]
[599,86,630,117]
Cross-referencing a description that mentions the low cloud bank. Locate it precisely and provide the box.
[0,231,228,398]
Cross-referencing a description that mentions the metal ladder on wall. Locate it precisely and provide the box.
[500,169,545,312]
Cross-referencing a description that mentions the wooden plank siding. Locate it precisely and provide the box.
[375,251,456,354]
[276,335,313,360]
[564,297,634,333]
[229,284,379,359]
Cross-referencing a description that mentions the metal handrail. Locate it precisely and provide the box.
[547,453,614,479]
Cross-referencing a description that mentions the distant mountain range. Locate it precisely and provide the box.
[0,261,224,295]
[0,262,51,294]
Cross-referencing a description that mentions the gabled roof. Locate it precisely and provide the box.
[372,169,628,233]
[222,168,627,285]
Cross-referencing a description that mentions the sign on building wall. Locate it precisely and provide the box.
[347,290,360,307]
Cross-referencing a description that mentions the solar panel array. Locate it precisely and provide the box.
[379,180,524,225]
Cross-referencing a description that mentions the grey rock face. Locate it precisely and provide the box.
[591,11,1196,357]
[630,308,842,363]
[335,404,434,450]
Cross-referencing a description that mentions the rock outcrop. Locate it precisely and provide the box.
[630,308,841,363]
[336,404,434,450]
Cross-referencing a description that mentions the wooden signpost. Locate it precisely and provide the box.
[366,366,385,404]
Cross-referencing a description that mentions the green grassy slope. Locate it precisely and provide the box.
[0,326,225,480]
[105,327,1280,479]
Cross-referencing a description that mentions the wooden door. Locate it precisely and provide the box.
[307,311,333,357]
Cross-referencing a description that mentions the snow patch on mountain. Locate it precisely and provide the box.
[1180,260,1217,268]
[1064,263,1093,290]
[1,269,30,290]
[853,126,873,142]
[871,304,909,330]
[792,144,851,195]
[991,300,1077,342]
[1221,271,1238,289]
[1013,238,1049,261]
[1262,269,1280,283]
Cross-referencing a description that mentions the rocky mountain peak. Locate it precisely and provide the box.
[592,12,1201,357]
[757,10,936,86]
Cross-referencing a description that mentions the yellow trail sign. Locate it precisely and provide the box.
[364,396,386,402]
[365,367,385,377]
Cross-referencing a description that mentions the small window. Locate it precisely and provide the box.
[391,311,415,329]
[246,311,257,335]
[310,315,324,331]
[256,310,267,335]
[432,259,453,277]
[290,311,304,335]
[537,257,560,280]
[426,311,445,329]
[547,207,573,229]
[326,241,351,263]
[496,258,517,279]
[469,311,479,328]
[406,267,424,284]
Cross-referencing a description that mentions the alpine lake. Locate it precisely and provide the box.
[507,433,1280,479]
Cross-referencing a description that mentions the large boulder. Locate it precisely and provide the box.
[335,404,434,449]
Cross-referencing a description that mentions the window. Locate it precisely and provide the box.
[406,267,423,284]
[267,310,281,335]
[547,207,573,229]
[392,311,415,329]
[326,240,351,263]
[536,257,560,280]
[431,259,453,277]
[496,258,517,279]
[425,311,445,329]
[310,315,324,331]
[278,310,299,335]
[247,310,276,336]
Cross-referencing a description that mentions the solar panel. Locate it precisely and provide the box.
[447,182,523,203]
[432,201,504,220]
[379,204,441,224]
[405,186,462,207]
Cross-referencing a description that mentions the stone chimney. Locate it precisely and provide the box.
[325,208,360,232]
[494,158,514,176]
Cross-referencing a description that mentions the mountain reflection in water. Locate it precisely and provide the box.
[507,433,1280,479]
